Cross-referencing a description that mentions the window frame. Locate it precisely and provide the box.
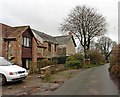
[22,37,31,47]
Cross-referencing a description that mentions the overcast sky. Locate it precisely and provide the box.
[0,0,119,42]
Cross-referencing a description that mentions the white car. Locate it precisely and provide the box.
[0,57,28,85]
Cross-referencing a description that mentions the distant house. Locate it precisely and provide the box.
[32,29,59,59]
[0,23,37,69]
[54,33,77,56]
[32,30,77,58]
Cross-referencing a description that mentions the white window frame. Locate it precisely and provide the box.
[24,37,27,46]
[26,38,29,47]
[22,37,31,47]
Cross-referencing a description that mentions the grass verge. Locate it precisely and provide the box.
[82,64,103,68]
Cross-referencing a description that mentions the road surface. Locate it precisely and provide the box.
[51,64,119,95]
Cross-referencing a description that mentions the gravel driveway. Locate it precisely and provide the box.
[2,69,80,95]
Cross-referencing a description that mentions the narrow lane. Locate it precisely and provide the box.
[51,64,118,95]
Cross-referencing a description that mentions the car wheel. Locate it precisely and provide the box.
[0,74,6,86]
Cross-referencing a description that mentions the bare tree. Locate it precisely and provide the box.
[97,36,117,61]
[60,5,107,59]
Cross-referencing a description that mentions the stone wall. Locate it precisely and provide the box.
[8,41,16,63]
[66,38,76,56]
[42,42,57,58]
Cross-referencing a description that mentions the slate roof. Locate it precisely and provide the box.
[54,35,71,45]
[1,23,76,47]
[54,35,77,47]
[32,29,58,44]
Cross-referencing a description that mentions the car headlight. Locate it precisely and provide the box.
[9,72,14,75]
[9,72,18,75]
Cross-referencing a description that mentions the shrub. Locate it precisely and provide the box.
[53,56,68,64]
[65,53,83,69]
[43,73,51,82]
[88,50,105,65]
[29,62,37,74]
[109,44,120,76]
[66,56,77,61]
[72,53,84,61]
[65,60,81,69]
[110,64,120,76]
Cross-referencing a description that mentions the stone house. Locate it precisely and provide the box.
[32,29,77,58]
[54,33,77,56]
[32,29,59,60]
[0,23,77,69]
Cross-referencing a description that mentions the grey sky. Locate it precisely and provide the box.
[0,0,119,42]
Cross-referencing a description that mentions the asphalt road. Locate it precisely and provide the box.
[51,64,119,95]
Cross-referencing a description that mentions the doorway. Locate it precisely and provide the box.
[22,58,31,70]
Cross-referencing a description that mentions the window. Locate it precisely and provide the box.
[22,37,31,47]
[24,37,27,46]
[48,43,51,51]
[26,38,29,47]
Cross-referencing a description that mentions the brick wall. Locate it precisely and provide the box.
[0,24,16,58]
[0,24,2,56]
[32,37,37,63]
[15,36,22,66]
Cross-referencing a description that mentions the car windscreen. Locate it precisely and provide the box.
[0,58,12,66]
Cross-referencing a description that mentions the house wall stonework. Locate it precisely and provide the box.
[66,38,76,56]
[8,41,16,63]
[43,42,48,58]
[48,43,54,58]
[37,47,44,58]
[42,42,58,58]
[53,44,58,57]
[57,45,66,56]
[0,24,16,58]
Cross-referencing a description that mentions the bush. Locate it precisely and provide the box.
[72,53,84,61]
[65,60,81,69]
[53,56,68,64]
[66,56,77,61]
[29,62,37,74]
[43,73,51,82]
[65,56,81,69]
[109,44,120,76]
[65,53,84,69]
[110,64,120,76]
[88,50,105,65]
